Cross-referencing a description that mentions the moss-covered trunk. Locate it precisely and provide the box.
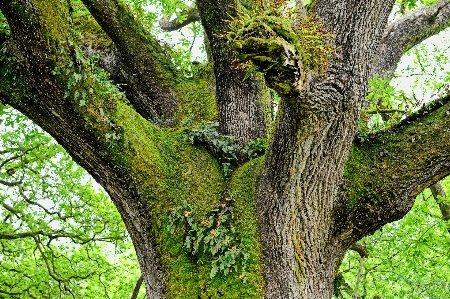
[2,0,450,298]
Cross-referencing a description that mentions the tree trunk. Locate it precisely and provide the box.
[2,0,450,298]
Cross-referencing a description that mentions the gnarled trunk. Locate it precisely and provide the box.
[2,0,450,298]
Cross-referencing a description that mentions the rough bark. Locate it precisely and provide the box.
[1,0,450,299]
[197,0,270,148]
[339,95,450,244]
[81,0,178,123]
[255,1,395,297]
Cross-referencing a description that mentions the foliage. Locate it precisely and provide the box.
[166,200,250,280]
[187,121,267,176]
[358,75,416,138]
[0,106,143,298]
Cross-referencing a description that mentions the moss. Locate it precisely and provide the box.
[107,102,271,298]
[71,0,113,49]
[225,157,266,298]
[35,0,72,42]
[227,5,335,97]
[345,102,450,209]
[108,103,267,298]
[175,76,218,125]
[344,145,376,208]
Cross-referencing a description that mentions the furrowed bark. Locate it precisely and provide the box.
[254,1,396,298]
[81,0,178,123]
[337,95,450,246]
[0,1,168,297]
[373,0,450,77]
[196,0,269,148]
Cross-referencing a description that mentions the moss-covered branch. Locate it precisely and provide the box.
[80,0,178,123]
[373,0,450,77]
[0,2,267,297]
[337,94,450,245]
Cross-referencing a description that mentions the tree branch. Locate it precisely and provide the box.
[159,5,200,31]
[350,242,368,258]
[0,2,167,297]
[80,0,177,122]
[429,182,450,233]
[130,275,143,299]
[336,94,450,245]
[196,0,270,149]
[373,0,450,77]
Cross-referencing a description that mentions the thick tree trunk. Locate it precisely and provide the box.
[253,1,395,297]
[2,0,450,298]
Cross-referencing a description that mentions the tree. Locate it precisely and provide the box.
[0,0,450,298]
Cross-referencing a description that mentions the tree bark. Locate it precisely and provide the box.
[197,0,270,148]
[255,1,395,297]
[81,0,178,123]
[1,0,450,298]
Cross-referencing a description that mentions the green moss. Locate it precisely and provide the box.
[109,102,269,298]
[72,55,264,298]
[71,0,112,49]
[35,0,72,42]
[226,157,266,298]
[227,5,335,97]
[117,113,265,297]
[175,77,218,125]
[344,145,374,207]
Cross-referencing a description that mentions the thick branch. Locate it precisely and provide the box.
[338,94,450,245]
[373,0,450,77]
[196,0,269,149]
[0,1,166,297]
[159,5,200,31]
[80,0,177,122]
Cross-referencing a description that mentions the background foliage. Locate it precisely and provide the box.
[0,106,143,298]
